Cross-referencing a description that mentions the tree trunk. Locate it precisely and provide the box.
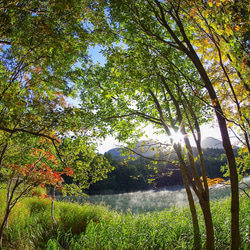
[161,72,214,248]
[51,185,58,229]
[196,139,215,249]
[180,130,215,249]
[0,206,11,250]
[189,50,240,249]
[199,195,215,250]
[174,145,201,249]
[181,171,201,250]
[219,121,240,249]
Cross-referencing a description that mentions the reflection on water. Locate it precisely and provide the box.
[57,177,250,214]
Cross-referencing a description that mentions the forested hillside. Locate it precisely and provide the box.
[87,147,232,194]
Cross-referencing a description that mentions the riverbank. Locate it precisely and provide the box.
[57,177,250,214]
[0,189,249,249]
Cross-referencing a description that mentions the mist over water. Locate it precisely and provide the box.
[59,177,250,214]
[88,187,189,214]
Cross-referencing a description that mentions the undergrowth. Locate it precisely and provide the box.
[0,190,249,249]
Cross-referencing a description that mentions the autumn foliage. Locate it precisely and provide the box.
[4,146,74,198]
[200,177,226,188]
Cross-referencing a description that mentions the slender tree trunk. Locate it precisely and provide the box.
[0,143,8,171]
[0,176,15,249]
[149,87,203,249]
[0,204,11,249]
[51,185,58,229]
[179,155,215,250]
[184,142,215,250]
[161,72,214,248]
[0,214,9,249]
[189,51,240,249]
[181,170,201,250]
[199,195,215,250]
[196,141,215,249]
[220,126,240,250]
[174,145,201,249]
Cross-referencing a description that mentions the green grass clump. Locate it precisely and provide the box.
[0,189,249,249]
[58,201,111,235]
[74,206,194,250]
[3,197,55,249]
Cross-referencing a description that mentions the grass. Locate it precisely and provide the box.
[0,190,249,249]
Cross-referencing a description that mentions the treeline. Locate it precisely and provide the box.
[86,148,231,195]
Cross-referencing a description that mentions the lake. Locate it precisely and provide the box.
[57,176,250,214]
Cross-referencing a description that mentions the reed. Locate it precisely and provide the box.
[0,189,249,249]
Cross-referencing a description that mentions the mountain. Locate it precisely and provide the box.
[107,148,122,157]
[201,137,224,149]
[133,140,161,157]
[106,137,227,157]
[106,140,161,158]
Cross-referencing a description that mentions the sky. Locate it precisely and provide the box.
[86,46,226,154]
[96,123,223,154]
[66,97,224,154]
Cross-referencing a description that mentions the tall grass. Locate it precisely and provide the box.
[0,189,249,249]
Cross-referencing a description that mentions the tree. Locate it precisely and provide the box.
[186,1,250,199]
[0,132,113,249]
[79,0,248,248]
[0,0,109,169]
[0,1,114,248]
[80,29,215,250]
[0,135,67,248]
[184,0,250,153]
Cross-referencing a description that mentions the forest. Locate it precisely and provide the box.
[87,148,230,194]
[0,0,250,249]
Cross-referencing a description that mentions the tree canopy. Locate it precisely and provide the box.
[0,0,249,249]
[78,0,250,248]
[0,1,114,247]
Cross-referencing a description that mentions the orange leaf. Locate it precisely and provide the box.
[211,99,217,107]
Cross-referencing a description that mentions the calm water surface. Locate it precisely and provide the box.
[58,177,250,214]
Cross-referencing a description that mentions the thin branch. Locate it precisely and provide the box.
[103,113,139,120]
[0,41,11,45]
[123,146,179,167]
[52,140,67,167]
[239,187,250,199]
[0,126,60,143]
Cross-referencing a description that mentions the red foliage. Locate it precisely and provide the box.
[64,167,74,176]
[7,149,74,200]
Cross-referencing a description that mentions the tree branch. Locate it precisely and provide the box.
[0,41,11,45]
[0,126,60,143]
[123,146,179,167]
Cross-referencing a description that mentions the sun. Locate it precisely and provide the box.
[139,125,187,148]
[170,130,185,145]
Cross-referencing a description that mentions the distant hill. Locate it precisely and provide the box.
[107,148,122,157]
[201,137,224,149]
[106,140,162,158]
[106,137,228,157]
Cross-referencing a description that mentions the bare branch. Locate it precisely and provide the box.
[0,126,60,143]
[0,41,11,45]
[123,146,180,167]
